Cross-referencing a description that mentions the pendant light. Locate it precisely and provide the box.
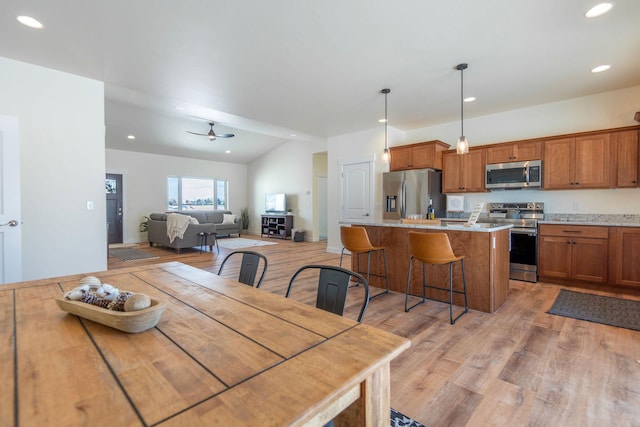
[455,63,469,155]
[380,88,391,164]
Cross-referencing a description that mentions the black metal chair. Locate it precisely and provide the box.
[286,264,370,322]
[217,250,268,288]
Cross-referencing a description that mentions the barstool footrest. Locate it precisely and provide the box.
[405,291,468,321]
[369,288,390,300]
[405,298,426,312]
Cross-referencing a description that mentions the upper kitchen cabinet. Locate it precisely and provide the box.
[612,129,639,188]
[442,148,486,193]
[486,140,543,164]
[543,133,610,189]
[389,140,450,171]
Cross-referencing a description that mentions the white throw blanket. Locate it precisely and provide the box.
[166,214,197,243]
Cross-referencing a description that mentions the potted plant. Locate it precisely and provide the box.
[240,208,250,230]
[139,216,150,233]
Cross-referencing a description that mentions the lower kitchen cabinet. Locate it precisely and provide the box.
[538,224,609,284]
[612,227,640,287]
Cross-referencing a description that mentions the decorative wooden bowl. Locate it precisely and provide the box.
[55,296,168,333]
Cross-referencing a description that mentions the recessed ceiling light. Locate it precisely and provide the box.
[225,150,231,154]
[378,118,388,123]
[585,3,614,18]
[464,97,476,103]
[16,15,43,29]
[290,134,297,137]
[591,64,611,73]
[127,135,136,140]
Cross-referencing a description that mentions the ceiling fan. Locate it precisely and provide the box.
[186,122,235,141]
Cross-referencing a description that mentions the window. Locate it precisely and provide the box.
[168,176,228,211]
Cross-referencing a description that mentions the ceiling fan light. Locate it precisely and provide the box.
[456,136,469,155]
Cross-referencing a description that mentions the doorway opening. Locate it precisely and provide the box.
[106,173,123,245]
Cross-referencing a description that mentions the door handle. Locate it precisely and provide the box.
[363,213,370,216]
[0,220,18,227]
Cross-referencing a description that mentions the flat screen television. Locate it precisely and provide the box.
[265,193,286,213]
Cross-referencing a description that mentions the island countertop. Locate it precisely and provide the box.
[539,219,640,227]
[342,220,513,232]
[342,222,511,314]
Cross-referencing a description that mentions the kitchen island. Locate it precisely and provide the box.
[346,221,511,313]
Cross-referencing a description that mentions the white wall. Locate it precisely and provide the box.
[327,85,640,251]
[106,149,248,243]
[0,57,106,281]
[327,126,405,252]
[247,138,327,240]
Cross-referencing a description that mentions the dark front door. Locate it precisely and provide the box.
[106,174,123,244]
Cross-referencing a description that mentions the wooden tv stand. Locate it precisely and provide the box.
[261,214,293,239]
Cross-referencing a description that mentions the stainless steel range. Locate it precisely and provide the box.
[479,202,544,282]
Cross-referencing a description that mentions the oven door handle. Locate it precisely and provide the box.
[510,228,537,236]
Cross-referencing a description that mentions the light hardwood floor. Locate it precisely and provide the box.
[109,236,640,426]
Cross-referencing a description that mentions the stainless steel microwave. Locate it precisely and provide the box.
[485,160,542,190]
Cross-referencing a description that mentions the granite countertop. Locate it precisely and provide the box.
[346,220,513,233]
[539,214,640,227]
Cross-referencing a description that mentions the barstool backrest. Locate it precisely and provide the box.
[340,226,375,253]
[408,232,463,265]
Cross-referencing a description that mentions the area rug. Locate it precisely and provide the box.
[391,408,424,427]
[109,248,159,261]
[547,289,640,331]
[216,237,278,250]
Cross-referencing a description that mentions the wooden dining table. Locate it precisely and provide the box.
[0,261,410,426]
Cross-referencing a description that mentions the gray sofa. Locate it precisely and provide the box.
[148,210,242,252]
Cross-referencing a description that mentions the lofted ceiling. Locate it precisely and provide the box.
[1,0,639,164]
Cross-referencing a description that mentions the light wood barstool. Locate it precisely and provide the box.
[405,231,468,324]
[339,226,389,299]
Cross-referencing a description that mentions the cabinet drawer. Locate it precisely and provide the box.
[539,224,609,239]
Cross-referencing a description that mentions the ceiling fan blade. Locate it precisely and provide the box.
[216,133,235,138]
[186,131,208,136]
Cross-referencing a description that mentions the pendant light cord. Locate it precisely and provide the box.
[384,91,388,149]
[460,66,464,137]
[380,88,390,152]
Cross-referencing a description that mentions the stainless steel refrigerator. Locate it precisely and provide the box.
[383,169,445,220]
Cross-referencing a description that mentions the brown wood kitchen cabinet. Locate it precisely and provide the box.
[442,148,486,193]
[486,140,543,164]
[612,129,639,188]
[389,140,450,171]
[538,224,609,284]
[543,133,611,189]
[611,227,640,288]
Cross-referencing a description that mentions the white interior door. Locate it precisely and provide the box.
[340,159,374,223]
[0,116,22,284]
[318,175,328,239]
